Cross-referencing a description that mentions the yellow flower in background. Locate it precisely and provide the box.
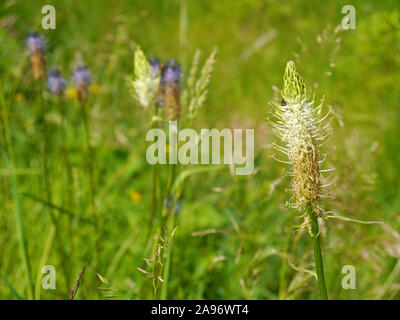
[66,88,77,100]
[65,84,98,101]
[130,190,142,204]
[14,93,24,102]
[90,83,100,94]
[165,144,170,153]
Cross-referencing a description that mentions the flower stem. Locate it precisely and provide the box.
[80,103,99,266]
[60,97,74,289]
[35,82,65,298]
[39,83,54,225]
[309,210,328,300]
[146,106,160,243]
[146,163,159,242]
[278,222,292,300]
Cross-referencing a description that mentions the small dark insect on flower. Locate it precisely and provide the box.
[47,67,66,96]
[73,65,91,104]
[281,98,287,106]
[26,30,46,80]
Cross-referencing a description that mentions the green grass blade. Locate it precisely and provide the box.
[0,273,24,300]
[21,193,93,225]
[0,146,34,299]
[380,259,400,299]
[171,165,225,194]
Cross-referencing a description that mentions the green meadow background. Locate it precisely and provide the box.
[0,0,399,299]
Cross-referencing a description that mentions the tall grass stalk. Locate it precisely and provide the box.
[160,234,174,300]
[34,224,56,298]
[146,105,160,243]
[0,94,15,164]
[59,96,73,289]
[80,101,99,266]
[38,82,54,225]
[35,82,64,298]
[163,126,179,221]
[0,146,33,299]
[179,0,188,68]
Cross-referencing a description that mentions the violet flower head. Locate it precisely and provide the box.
[162,59,182,121]
[72,65,91,87]
[149,57,161,76]
[168,195,182,215]
[161,59,182,85]
[25,30,46,55]
[47,67,66,96]
[26,31,46,80]
[73,65,91,104]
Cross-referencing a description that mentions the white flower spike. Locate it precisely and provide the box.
[132,47,160,109]
[269,61,331,220]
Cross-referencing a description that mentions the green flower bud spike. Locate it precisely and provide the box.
[269,61,330,300]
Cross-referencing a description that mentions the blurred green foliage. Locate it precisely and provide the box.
[0,0,399,299]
